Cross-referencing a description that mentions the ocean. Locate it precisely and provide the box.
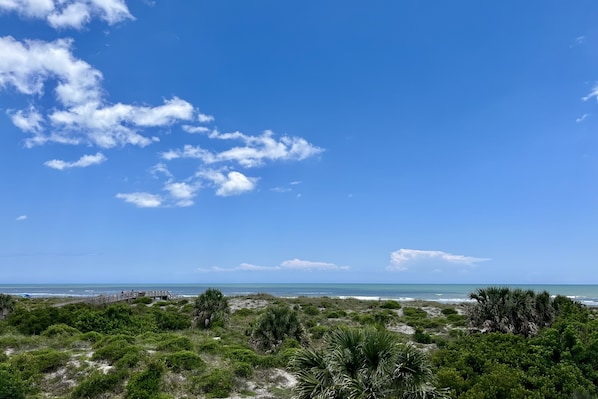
[2,283,598,306]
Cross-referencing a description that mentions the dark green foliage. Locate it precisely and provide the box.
[42,323,80,337]
[125,361,165,399]
[302,304,320,316]
[9,348,69,380]
[250,304,307,353]
[134,296,153,305]
[309,325,329,339]
[192,369,234,398]
[71,370,126,399]
[233,361,254,378]
[164,350,205,372]
[433,330,598,398]
[8,305,61,335]
[291,327,448,399]
[441,308,458,316]
[413,327,433,344]
[380,300,402,310]
[155,335,193,352]
[92,336,141,364]
[193,289,230,329]
[467,287,565,337]
[0,364,26,399]
[325,309,346,318]
[233,308,254,317]
[0,294,16,320]
[445,313,467,327]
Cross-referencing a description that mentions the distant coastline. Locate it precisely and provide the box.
[2,283,598,306]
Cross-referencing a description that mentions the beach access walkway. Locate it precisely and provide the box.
[54,290,177,307]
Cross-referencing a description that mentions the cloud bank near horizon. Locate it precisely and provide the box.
[387,249,490,272]
[198,258,350,273]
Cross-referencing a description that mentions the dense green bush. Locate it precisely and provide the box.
[42,323,81,337]
[193,289,230,329]
[250,304,307,353]
[0,364,26,399]
[9,348,69,380]
[125,361,165,399]
[156,335,193,352]
[192,368,235,398]
[92,337,141,364]
[301,304,320,316]
[380,300,402,309]
[71,370,126,399]
[164,350,205,372]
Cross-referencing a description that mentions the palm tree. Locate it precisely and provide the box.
[290,327,448,399]
[193,288,230,329]
[250,304,307,353]
[0,294,16,320]
[467,287,558,337]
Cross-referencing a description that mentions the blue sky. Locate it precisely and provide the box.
[2,1,598,284]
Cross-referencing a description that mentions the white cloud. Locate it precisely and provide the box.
[9,106,44,133]
[149,163,172,178]
[163,130,323,168]
[115,192,162,208]
[0,0,133,29]
[386,248,490,271]
[197,170,257,197]
[164,181,198,207]
[0,36,195,148]
[280,258,350,271]
[15,215,27,221]
[576,113,589,123]
[44,152,107,170]
[198,258,349,273]
[182,125,210,134]
[197,113,214,123]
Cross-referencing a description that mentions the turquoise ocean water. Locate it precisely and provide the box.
[2,284,598,306]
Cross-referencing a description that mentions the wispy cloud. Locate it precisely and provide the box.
[115,192,163,208]
[0,0,133,29]
[576,113,589,123]
[15,215,27,221]
[162,130,323,168]
[198,258,349,273]
[386,249,490,272]
[44,152,107,170]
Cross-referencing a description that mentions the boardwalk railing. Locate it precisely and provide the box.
[58,290,178,306]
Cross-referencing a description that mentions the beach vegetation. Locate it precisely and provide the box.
[250,304,307,353]
[290,326,448,399]
[193,288,230,329]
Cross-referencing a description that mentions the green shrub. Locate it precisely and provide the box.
[441,308,458,315]
[115,350,144,370]
[226,347,260,365]
[125,361,165,399]
[71,370,126,398]
[153,310,191,330]
[164,350,205,372]
[380,300,402,310]
[156,336,193,352]
[325,310,346,318]
[9,348,69,379]
[193,369,234,398]
[79,331,103,343]
[309,325,329,339]
[234,361,254,378]
[42,323,80,337]
[0,364,26,399]
[446,313,467,326]
[134,297,153,305]
[93,341,141,364]
[413,327,433,344]
[193,289,230,329]
[197,339,220,353]
[403,307,428,318]
[251,304,307,353]
[302,305,320,316]
[233,308,254,317]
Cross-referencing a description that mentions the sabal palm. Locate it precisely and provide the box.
[193,288,229,329]
[0,294,15,320]
[291,327,447,399]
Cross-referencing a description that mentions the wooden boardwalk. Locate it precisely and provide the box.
[56,290,177,307]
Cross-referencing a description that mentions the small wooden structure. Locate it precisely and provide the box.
[84,290,175,306]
